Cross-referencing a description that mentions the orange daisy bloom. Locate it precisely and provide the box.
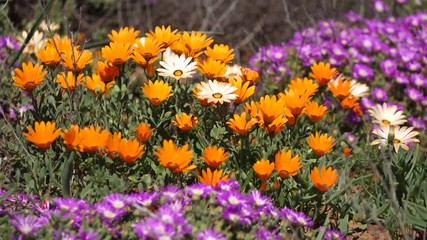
[329,78,351,100]
[307,132,335,157]
[24,121,62,149]
[85,74,115,96]
[198,58,227,80]
[154,139,196,173]
[227,112,257,135]
[132,52,158,68]
[136,123,153,143]
[279,89,311,116]
[101,42,132,66]
[36,45,60,67]
[274,149,302,178]
[142,80,173,106]
[172,113,198,131]
[61,47,93,72]
[78,125,110,153]
[253,159,275,181]
[108,27,141,45]
[255,95,287,125]
[310,166,339,192]
[46,34,72,55]
[118,138,145,163]
[263,115,288,135]
[289,77,319,98]
[204,44,234,64]
[228,77,255,104]
[198,168,229,187]
[105,132,122,158]
[96,61,120,83]
[310,62,338,86]
[304,101,328,122]
[133,37,165,62]
[181,31,213,58]
[199,146,229,168]
[241,68,259,84]
[62,124,82,151]
[146,25,180,48]
[342,147,352,156]
[13,62,47,91]
[169,37,187,56]
[56,71,84,91]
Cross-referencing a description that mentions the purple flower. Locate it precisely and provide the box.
[186,183,213,199]
[405,61,422,72]
[128,191,159,208]
[324,229,345,240]
[345,11,363,23]
[372,0,389,13]
[408,116,426,129]
[380,59,397,77]
[394,72,410,85]
[196,229,227,240]
[404,87,424,101]
[352,64,374,80]
[247,190,272,209]
[280,208,313,227]
[133,217,176,239]
[255,227,283,240]
[410,73,427,88]
[103,193,128,210]
[160,185,182,202]
[96,202,127,222]
[265,45,287,62]
[215,180,240,192]
[343,132,359,145]
[217,190,246,209]
[9,214,47,236]
[0,35,20,50]
[372,88,388,102]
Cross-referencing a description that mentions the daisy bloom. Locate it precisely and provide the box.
[289,77,319,98]
[157,54,198,81]
[228,77,255,104]
[85,74,115,96]
[46,34,72,55]
[39,20,60,32]
[96,61,120,83]
[310,62,338,86]
[307,132,335,157]
[154,140,196,173]
[192,83,211,106]
[23,121,62,149]
[105,132,122,158]
[133,37,165,62]
[198,168,229,187]
[56,71,84,91]
[350,79,370,97]
[146,25,180,48]
[61,47,93,72]
[241,68,259,84]
[204,44,234,64]
[78,125,110,153]
[196,80,237,105]
[108,27,141,45]
[172,113,198,131]
[102,42,132,66]
[371,125,420,153]
[253,159,275,181]
[329,78,351,100]
[198,58,228,80]
[181,31,214,58]
[13,62,47,91]
[62,124,82,151]
[368,103,407,126]
[304,101,328,122]
[227,112,257,135]
[274,149,302,178]
[136,123,153,143]
[17,30,45,54]
[199,146,229,168]
[223,64,243,78]
[253,95,287,124]
[263,115,288,135]
[118,139,145,163]
[36,45,60,67]
[142,80,173,106]
[279,89,311,116]
[310,166,339,192]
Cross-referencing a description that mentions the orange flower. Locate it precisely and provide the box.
[181,31,213,58]
[136,123,153,143]
[46,34,72,54]
[142,80,173,106]
[56,71,84,91]
[24,121,62,149]
[329,78,351,100]
[169,37,187,56]
[172,113,198,131]
[85,74,115,96]
[198,58,227,80]
[133,37,164,62]
[227,112,257,135]
[192,83,211,106]
[255,95,287,125]
[154,139,196,173]
[62,125,82,151]
[308,132,335,157]
[341,95,360,110]
[279,89,310,116]
[274,149,302,178]
[204,44,234,64]
[199,146,228,168]
[105,132,122,158]
[146,25,180,48]
[132,52,158,68]
[304,101,328,122]
[101,42,132,66]
[241,68,259,84]
[342,147,352,156]
[310,62,338,86]
[96,61,119,83]
[13,62,47,91]
[78,125,110,153]
[62,47,93,72]
[253,159,275,181]
[228,77,255,104]
[198,168,229,187]
[36,45,60,67]
[108,27,141,45]
[310,166,339,192]
[263,115,288,135]
[118,139,145,163]
[289,77,319,98]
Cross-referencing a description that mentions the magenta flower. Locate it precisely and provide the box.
[196,229,227,240]
[9,214,48,236]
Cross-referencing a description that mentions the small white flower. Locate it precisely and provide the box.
[223,64,243,78]
[371,125,420,153]
[17,30,46,54]
[196,80,237,104]
[157,54,198,81]
[368,103,407,126]
[350,80,370,97]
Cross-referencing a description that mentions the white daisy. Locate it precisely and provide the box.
[17,30,46,54]
[350,80,370,97]
[196,80,238,104]
[371,125,420,153]
[368,103,407,126]
[223,64,243,78]
[162,47,179,61]
[157,54,198,81]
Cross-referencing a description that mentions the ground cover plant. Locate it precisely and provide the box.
[0,0,426,239]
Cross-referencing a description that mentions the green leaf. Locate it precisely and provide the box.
[338,214,349,234]
[80,182,93,199]
[61,152,74,198]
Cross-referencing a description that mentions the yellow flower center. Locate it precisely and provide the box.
[213,93,223,99]
[393,139,401,144]
[173,70,183,77]
[382,119,390,125]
